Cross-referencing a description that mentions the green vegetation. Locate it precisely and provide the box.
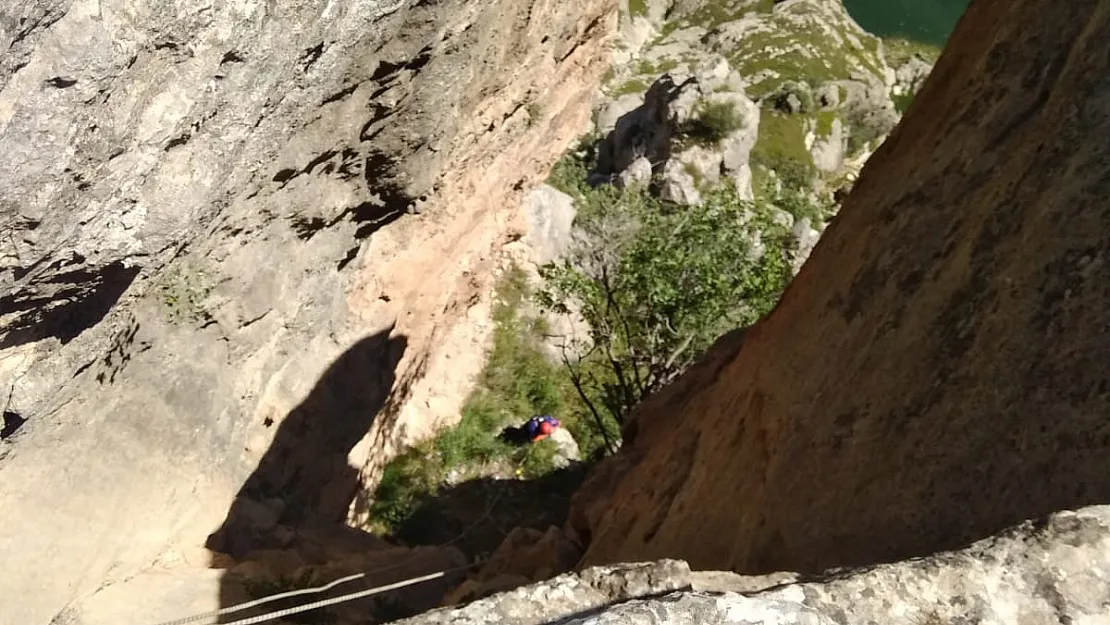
[882,37,942,66]
[155,263,213,325]
[844,106,894,156]
[892,90,915,115]
[772,185,837,224]
[547,133,599,197]
[370,266,610,537]
[613,77,651,96]
[750,109,816,191]
[537,178,793,426]
[678,99,746,147]
[815,110,837,138]
[682,0,775,31]
[723,8,885,99]
[629,0,648,18]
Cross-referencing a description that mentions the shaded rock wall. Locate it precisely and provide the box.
[573,0,1110,573]
[0,0,615,623]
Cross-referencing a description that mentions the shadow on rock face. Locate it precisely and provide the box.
[392,464,591,561]
[205,327,408,561]
[0,260,141,349]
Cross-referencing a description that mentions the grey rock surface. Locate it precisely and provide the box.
[416,506,1110,625]
[0,0,617,622]
[596,62,760,203]
[406,560,693,625]
[524,184,578,265]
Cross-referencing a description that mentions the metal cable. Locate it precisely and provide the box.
[153,480,507,625]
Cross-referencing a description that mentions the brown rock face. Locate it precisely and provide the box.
[575,0,1110,574]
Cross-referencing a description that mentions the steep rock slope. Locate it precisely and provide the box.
[406,505,1110,625]
[0,0,615,623]
[572,0,1110,573]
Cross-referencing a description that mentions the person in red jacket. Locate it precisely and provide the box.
[524,415,560,442]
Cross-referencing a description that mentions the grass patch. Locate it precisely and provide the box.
[682,0,775,30]
[629,0,648,18]
[657,58,680,73]
[724,6,885,99]
[750,109,816,190]
[612,77,651,96]
[369,265,614,538]
[883,37,942,67]
[547,133,600,197]
[815,110,838,138]
[678,99,746,147]
[155,263,213,325]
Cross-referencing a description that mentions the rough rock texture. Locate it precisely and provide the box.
[549,426,582,468]
[444,525,584,605]
[523,184,577,266]
[411,506,1110,625]
[0,0,616,623]
[595,60,761,201]
[408,560,694,625]
[573,0,1110,574]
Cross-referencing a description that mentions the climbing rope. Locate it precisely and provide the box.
[217,567,470,625]
[153,483,507,625]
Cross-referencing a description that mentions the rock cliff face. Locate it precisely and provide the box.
[0,0,615,623]
[572,0,1110,574]
[408,506,1110,625]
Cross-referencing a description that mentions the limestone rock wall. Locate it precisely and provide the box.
[407,506,1110,625]
[0,0,616,623]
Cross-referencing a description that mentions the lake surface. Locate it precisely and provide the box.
[843,0,970,47]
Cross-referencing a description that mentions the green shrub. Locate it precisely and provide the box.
[547,134,600,197]
[538,184,794,426]
[750,109,816,191]
[155,263,213,324]
[844,105,898,156]
[679,99,746,147]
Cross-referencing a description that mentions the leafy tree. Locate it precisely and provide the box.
[537,184,793,440]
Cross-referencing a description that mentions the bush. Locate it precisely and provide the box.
[679,99,745,147]
[538,184,794,426]
[547,134,600,197]
[771,81,815,114]
[749,109,817,192]
[772,186,835,225]
[845,106,895,156]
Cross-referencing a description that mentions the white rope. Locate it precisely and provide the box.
[156,573,367,625]
[220,569,449,625]
[154,482,507,625]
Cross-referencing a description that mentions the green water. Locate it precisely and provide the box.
[843,0,970,47]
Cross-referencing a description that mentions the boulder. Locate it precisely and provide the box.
[524,184,578,265]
